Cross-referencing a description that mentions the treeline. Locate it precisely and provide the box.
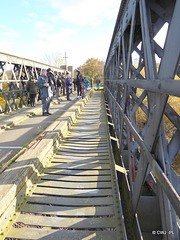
[76,58,104,83]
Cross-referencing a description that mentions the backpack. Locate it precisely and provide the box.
[57,78,61,87]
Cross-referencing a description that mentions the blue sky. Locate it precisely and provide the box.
[0,0,121,68]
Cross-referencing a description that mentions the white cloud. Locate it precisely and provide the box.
[0,25,19,37]
[22,12,38,23]
[34,21,53,32]
[41,0,120,26]
[70,33,111,67]
[21,0,30,7]
[29,0,120,67]
[0,39,16,53]
[35,27,77,54]
[28,12,38,18]
[22,18,32,23]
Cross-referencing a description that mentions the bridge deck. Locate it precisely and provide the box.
[4,91,126,240]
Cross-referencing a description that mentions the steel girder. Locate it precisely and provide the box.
[0,52,62,113]
[104,0,180,239]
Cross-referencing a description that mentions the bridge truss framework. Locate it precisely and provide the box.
[104,0,180,239]
[0,52,62,113]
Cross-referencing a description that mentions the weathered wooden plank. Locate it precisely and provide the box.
[69,131,107,135]
[44,168,111,176]
[12,214,117,228]
[61,142,108,147]
[41,174,112,182]
[22,204,114,216]
[53,155,110,161]
[6,228,117,240]
[60,145,108,150]
[37,179,112,188]
[75,117,104,121]
[51,158,110,164]
[61,144,108,149]
[33,186,113,197]
[68,132,107,137]
[71,126,106,130]
[25,195,114,206]
[72,124,106,128]
[62,139,107,144]
[70,125,106,129]
[65,136,107,140]
[49,162,110,170]
[58,149,109,154]
[56,151,109,157]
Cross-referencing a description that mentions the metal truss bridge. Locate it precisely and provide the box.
[104,0,180,239]
[0,0,179,239]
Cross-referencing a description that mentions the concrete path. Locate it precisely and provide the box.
[0,93,81,171]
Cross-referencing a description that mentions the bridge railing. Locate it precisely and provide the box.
[0,52,62,113]
[104,0,180,239]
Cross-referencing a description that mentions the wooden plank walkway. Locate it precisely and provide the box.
[5,91,126,240]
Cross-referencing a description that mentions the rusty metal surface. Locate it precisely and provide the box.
[4,91,127,239]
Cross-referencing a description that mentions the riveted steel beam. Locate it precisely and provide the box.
[104,0,180,239]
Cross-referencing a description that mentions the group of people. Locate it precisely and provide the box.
[26,68,92,116]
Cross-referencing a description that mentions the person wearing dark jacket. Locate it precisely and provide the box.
[47,68,56,102]
[61,73,66,95]
[76,69,83,99]
[73,78,76,91]
[65,74,71,101]
[56,73,61,104]
[37,69,51,116]
[96,78,100,91]
[26,72,38,107]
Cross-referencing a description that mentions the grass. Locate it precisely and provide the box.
[94,85,104,91]
[23,138,34,148]
[54,115,60,120]
[135,89,180,176]
[36,129,43,137]
[23,130,43,148]
[167,96,180,175]
[135,89,180,141]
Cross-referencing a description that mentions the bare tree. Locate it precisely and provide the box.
[42,52,65,67]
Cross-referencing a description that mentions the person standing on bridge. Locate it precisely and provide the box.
[90,78,93,88]
[96,78,100,91]
[84,77,90,92]
[76,69,83,99]
[65,74,71,101]
[56,73,62,104]
[26,71,38,107]
[37,69,51,116]
[61,72,66,96]
[47,68,56,102]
